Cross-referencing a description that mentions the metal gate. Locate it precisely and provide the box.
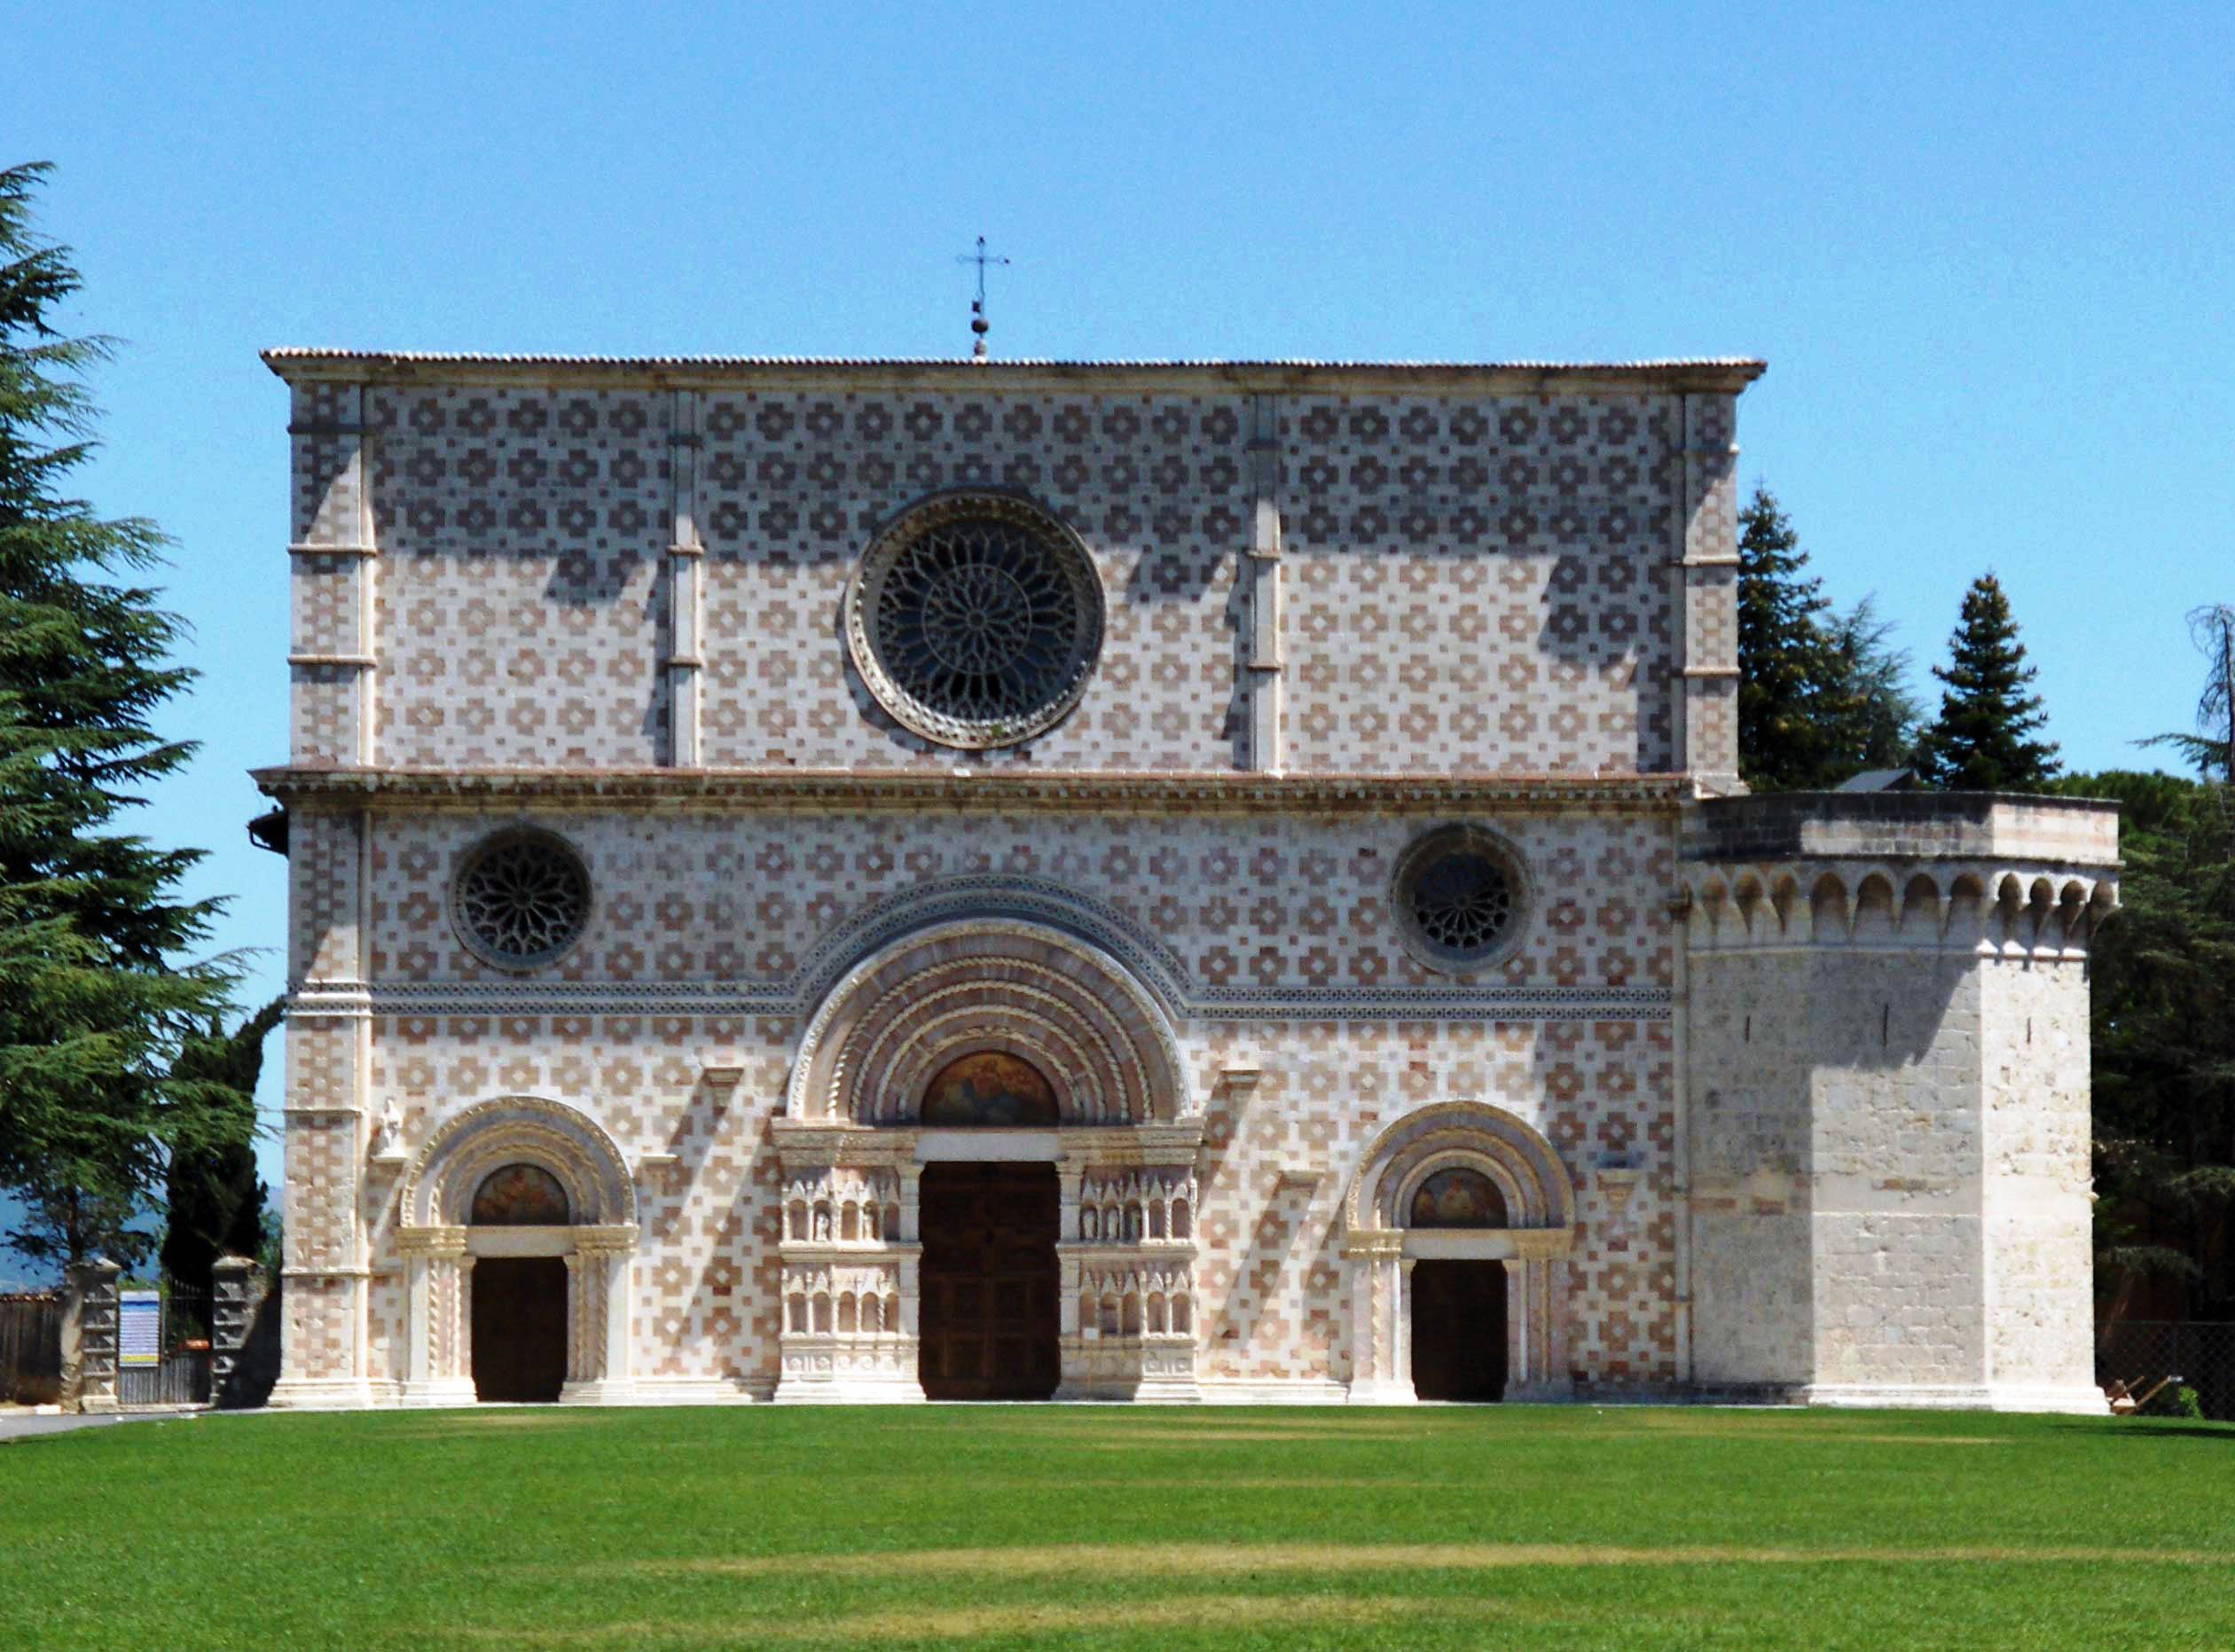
[116,1283,212,1409]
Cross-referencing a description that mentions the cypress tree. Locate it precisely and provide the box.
[1736,483,1839,790]
[159,998,283,1305]
[1915,573,2060,791]
[0,162,241,1269]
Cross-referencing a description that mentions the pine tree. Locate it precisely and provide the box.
[160,998,283,1305]
[1914,572,2060,791]
[0,161,241,1269]
[1818,594,1921,775]
[1736,484,1839,790]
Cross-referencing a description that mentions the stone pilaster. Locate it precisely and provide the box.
[286,380,377,769]
[666,389,705,766]
[1243,391,1283,771]
[1674,392,1741,789]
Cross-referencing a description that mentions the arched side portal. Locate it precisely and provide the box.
[395,1096,639,1405]
[1341,1101,1576,1404]
[774,919,1201,1404]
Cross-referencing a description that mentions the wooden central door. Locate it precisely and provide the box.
[1410,1258,1508,1402]
[471,1256,569,1403]
[919,1163,1059,1400]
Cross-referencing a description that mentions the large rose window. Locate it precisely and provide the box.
[845,492,1103,748]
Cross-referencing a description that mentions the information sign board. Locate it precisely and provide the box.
[119,1288,161,1369]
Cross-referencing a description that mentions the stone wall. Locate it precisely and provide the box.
[1680,794,2117,1411]
[274,798,1684,1398]
[275,359,1753,781]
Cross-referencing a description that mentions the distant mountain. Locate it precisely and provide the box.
[0,1193,60,1290]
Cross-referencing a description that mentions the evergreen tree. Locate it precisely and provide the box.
[1818,594,1921,774]
[1736,486,1921,788]
[0,161,240,1268]
[160,998,282,1303]
[2078,771,2235,1319]
[1914,572,2060,791]
[1736,484,1839,789]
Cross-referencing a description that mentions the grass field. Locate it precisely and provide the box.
[3,1405,2232,1649]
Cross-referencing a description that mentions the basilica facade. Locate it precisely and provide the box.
[258,349,2117,1411]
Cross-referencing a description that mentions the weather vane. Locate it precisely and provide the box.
[956,235,1010,359]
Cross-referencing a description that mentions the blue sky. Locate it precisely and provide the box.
[4,2,2230,1272]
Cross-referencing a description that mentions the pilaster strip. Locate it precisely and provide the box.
[667,390,704,766]
[1669,392,1694,772]
[356,383,379,769]
[1678,395,1741,784]
[1245,392,1283,773]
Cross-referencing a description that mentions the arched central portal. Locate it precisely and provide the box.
[773,916,1204,1404]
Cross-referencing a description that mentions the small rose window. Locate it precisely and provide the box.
[1392,826,1528,972]
[451,829,592,970]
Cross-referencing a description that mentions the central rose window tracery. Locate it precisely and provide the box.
[846,492,1103,748]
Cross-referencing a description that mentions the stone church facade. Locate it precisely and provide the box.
[256,349,2117,1411]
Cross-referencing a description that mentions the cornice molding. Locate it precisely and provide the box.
[260,351,1768,397]
[251,765,1697,815]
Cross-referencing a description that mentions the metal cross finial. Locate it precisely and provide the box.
[956,235,1010,359]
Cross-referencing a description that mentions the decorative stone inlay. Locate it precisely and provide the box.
[1392,825,1529,974]
[450,828,591,971]
[845,491,1103,748]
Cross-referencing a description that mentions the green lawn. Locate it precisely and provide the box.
[3,1405,2231,1650]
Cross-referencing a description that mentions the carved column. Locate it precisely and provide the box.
[1508,1230,1574,1400]
[561,1225,639,1404]
[396,1226,475,1406]
[1399,1256,1419,1397]
[1344,1234,1413,1404]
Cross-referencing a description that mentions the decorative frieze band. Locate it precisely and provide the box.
[289,979,1672,1024]
[253,765,1697,813]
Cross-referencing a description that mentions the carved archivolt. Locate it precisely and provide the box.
[401,1094,636,1228]
[1341,1100,1575,1245]
[787,918,1189,1124]
[1681,863,2118,957]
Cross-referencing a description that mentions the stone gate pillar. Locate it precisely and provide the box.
[62,1257,122,1414]
[211,1255,269,1407]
